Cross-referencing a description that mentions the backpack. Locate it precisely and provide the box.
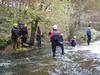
[12,28,19,37]
[87,29,91,37]
[52,31,60,41]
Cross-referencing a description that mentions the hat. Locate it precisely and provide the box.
[25,24,27,27]
[61,33,63,36]
[88,27,91,30]
[19,22,24,25]
[13,23,18,27]
[53,25,58,29]
[74,36,76,39]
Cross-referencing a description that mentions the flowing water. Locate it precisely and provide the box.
[0,41,100,75]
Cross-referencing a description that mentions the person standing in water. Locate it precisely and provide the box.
[49,25,64,57]
[36,26,42,48]
[11,23,19,49]
[86,25,92,45]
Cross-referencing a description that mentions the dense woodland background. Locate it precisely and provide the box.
[0,0,100,47]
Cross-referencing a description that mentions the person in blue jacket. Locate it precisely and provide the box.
[86,26,92,45]
[11,23,19,49]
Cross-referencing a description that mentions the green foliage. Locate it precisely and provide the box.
[0,39,7,49]
[7,39,12,45]
[0,0,99,46]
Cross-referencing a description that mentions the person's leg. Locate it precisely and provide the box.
[21,36,24,46]
[13,42,16,49]
[89,37,91,45]
[87,37,91,45]
[24,37,27,43]
[37,36,40,47]
[16,38,19,48]
[39,37,41,47]
[12,38,17,49]
[60,44,64,55]
[52,41,56,57]
[23,35,27,43]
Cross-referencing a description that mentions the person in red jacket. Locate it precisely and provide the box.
[49,25,64,57]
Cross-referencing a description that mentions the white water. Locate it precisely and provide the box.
[90,41,100,54]
[65,41,100,54]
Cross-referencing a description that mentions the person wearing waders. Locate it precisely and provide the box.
[11,23,19,49]
[86,25,92,45]
[36,26,42,48]
[50,25,64,57]
[70,36,77,47]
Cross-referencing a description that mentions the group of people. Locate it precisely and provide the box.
[11,23,28,49]
[11,22,92,57]
[49,24,92,57]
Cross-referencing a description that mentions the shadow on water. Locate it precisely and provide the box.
[0,44,100,75]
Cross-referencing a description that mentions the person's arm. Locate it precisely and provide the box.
[40,29,43,36]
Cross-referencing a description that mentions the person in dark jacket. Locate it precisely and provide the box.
[11,23,19,49]
[22,24,28,44]
[70,36,77,47]
[19,23,28,46]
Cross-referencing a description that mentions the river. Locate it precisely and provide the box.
[0,41,100,75]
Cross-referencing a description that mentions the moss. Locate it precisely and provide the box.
[16,47,29,52]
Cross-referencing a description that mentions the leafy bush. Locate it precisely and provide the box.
[0,39,7,49]
[7,39,12,45]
